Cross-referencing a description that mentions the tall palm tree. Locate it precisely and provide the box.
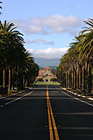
[76,19,93,92]
[0,24,7,88]
[24,53,36,87]
[57,18,93,94]
[0,20,39,90]
[0,20,24,89]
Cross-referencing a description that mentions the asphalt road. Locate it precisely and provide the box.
[0,85,93,140]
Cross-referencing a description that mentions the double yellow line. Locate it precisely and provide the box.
[46,86,60,140]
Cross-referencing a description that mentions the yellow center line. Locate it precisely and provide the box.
[46,86,60,140]
[47,89,54,140]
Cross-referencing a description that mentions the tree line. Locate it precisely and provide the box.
[0,1,39,90]
[57,19,93,93]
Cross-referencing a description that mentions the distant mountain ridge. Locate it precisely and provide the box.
[34,58,60,67]
[39,65,58,71]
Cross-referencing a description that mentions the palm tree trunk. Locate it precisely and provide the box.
[67,71,69,88]
[79,67,81,89]
[74,71,75,88]
[77,67,79,89]
[64,73,66,87]
[26,79,28,87]
[12,67,14,90]
[27,78,30,87]
[23,74,25,88]
[88,63,91,93]
[3,67,5,88]
[8,65,11,90]
[16,72,18,90]
[72,71,74,88]
[82,65,85,92]
[66,72,68,88]
[16,66,19,90]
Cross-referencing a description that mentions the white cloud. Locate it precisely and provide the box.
[25,38,55,45]
[13,15,82,35]
[25,38,44,44]
[44,41,54,45]
[29,25,42,34]
[27,47,69,59]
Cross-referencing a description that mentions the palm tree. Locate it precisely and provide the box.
[0,20,24,89]
[0,19,39,90]
[0,36,6,88]
[24,53,39,87]
[57,18,93,94]
[76,19,93,92]
[80,19,93,92]
[56,64,65,86]
[0,29,7,88]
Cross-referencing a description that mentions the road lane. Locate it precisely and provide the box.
[0,90,32,107]
[0,85,49,140]
[46,86,60,140]
[0,85,93,140]
[49,85,93,140]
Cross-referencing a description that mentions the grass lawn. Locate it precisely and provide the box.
[35,82,60,85]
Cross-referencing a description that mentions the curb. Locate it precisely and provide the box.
[62,88,93,101]
[0,90,26,100]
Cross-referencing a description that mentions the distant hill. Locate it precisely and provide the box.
[49,65,58,71]
[35,58,60,67]
[39,66,44,70]
[39,65,58,71]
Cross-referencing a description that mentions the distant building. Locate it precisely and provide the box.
[36,67,57,82]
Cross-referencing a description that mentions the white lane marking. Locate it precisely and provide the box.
[61,88,93,100]
[55,86,93,107]
[0,97,5,99]
[0,90,26,100]
[1,88,37,107]
[89,98,93,101]
[82,96,85,98]
[4,90,35,106]
[5,96,22,105]
[62,91,93,107]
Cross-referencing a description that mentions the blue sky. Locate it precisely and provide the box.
[0,0,93,58]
